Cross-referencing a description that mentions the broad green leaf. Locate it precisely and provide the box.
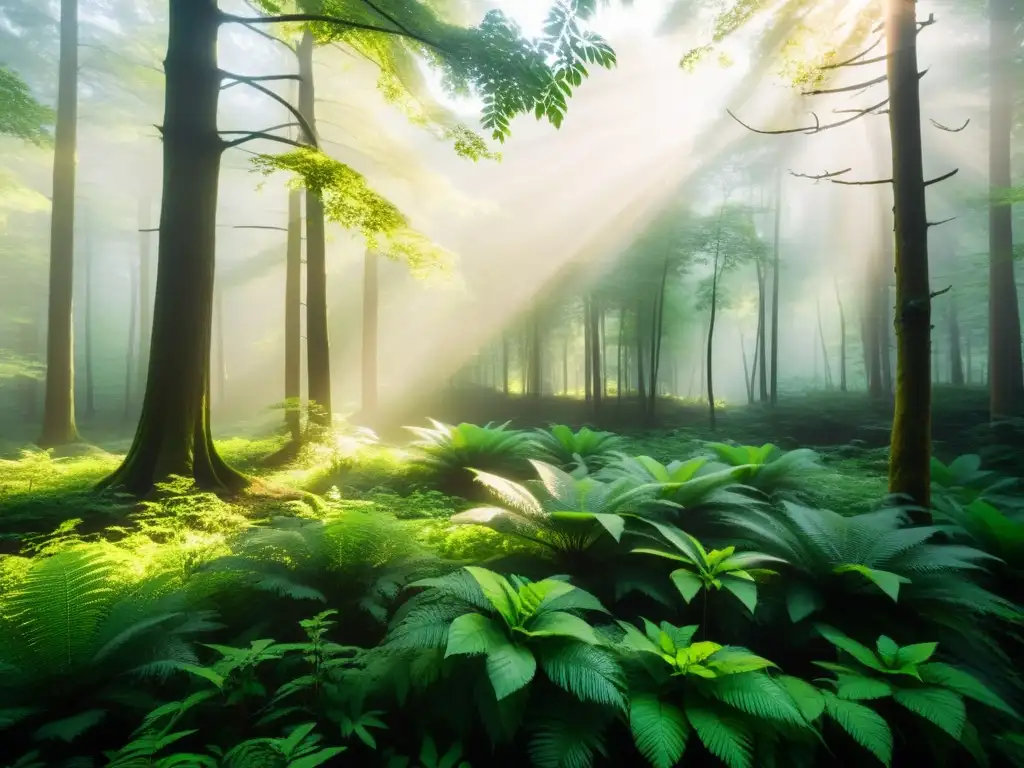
[465,567,520,626]
[893,687,966,740]
[33,710,107,743]
[919,662,1020,718]
[778,675,826,722]
[786,583,823,623]
[685,703,753,768]
[616,620,662,655]
[822,691,893,766]
[708,646,778,674]
[834,674,893,701]
[445,613,507,658]
[629,694,690,768]
[485,642,537,700]
[539,643,625,709]
[175,664,225,689]
[894,642,938,667]
[833,564,909,602]
[290,748,348,767]
[522,611,600,644]
[721,575,758,614]
[591,512,626,542]
[670,569,705,604]
[815,625,885,672]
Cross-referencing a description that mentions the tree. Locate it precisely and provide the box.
[38,0,80,447]
[0,66,53,144]
[101,0,616,494]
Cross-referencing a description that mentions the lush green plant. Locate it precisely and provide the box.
[631,519,785,616]
[930,453,1024,514]
[533,425,625,470]
[405,420,542,491]
[385,735,471,768]
[618,617,808,768]
[705,442,821,499]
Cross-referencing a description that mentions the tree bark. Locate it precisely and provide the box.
[769,165,782,405]
[39,0,80,446]
[124,248,138,422]
[529,309,542,397]
[756,258,768,401]
[100,0,245,495]
[501,331,509,395]
[360,247,379,416]
[298,29,331,426]
[648,256,669,419]
[987,0,1023,418]
[948,291,965,386]
[137,196,154,399]
[816,297,833,389]
[284,187,302,440]
[84,232,95,419]
[834,275,848,392]
[886,0,932,509]
[741,332,753,404]
[214,285,226,407]
[589,294,602,412]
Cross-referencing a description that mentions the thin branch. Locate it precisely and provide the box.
[78,42,164,75]
[727,97,888,136]
[930,117,970,133]
[221,12,442,52]
[822,37,883,69]
[827,53,888,70]
[138,228,159,233]
[358,0,423,42]
[790,167,852,182]
[834,107,889,116]
[233,225,289,231]
[927,216,956,228]
[220,75,317,146]
[234,19,297,53]
[222,132,305,150]
[219,122,298,136]
[832,177,893,186]
[929,285,952,300]
[924,168,959,186]
[802,72,886,96]
[221,72,301,91]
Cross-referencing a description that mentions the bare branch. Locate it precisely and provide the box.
[220,75,317,147]
[822,38,883,69]
[924,168,959,186]
[219,122,299,136]
[221,72,301,91]
[233,19,297,53]
[832,176,893,186]
[222,132,306,150]
[221,12,442,52]
[834,107,889,116]
[790,167,852,182]
[138,228,159,233]
[802,72,886,96]
[727,97,888,136]
[927,216,956,228]
[872,13,936,33]
[929,285,952,300]
[930,117,970,133]
[233,225,288,231]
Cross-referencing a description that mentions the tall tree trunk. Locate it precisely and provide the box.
[137,196,154,399]
[589,295,602,412]
[101,0,245,494]
[948,291,965,386]
[966,331,973,385]
[881,282,893,395]
[124,250,138,422]
[741,332,753,404]
[816,297,833,389]
[584,303,592,402]
[502,331,509,395]
[648,256,669,419]
[284,187,302,440]
[84,233,95,419]
[769,165,782,405]
[707,257,720,431]
[214,286,226,407]
[600,308,608,398]
[886,0,932,510]
[39,0,80,446]
[635,301,647,401]
[834,275,848,392]
[361,248,379,416]
[562,333,569,395]
[298,29,331,427]
[616,305,625,400]
[988,0,1023,418]
[756,258,768,401]
[529,310,541,397]
[698,321,706,399]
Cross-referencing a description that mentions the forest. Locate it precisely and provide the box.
[1,0,1023,766]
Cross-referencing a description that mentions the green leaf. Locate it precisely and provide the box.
[591,512,626,542]
[289,748,348,767]
[892,687,966,740]
[778,675,825,722]
[539,643,625,709]
[669,569,705,604]
[523,611,600,644]
[708,646,778,674]
[833,564,909,602]
[786,583,823,623]
[875,636,899,666]
[446,613,507,657]
[815,625,885,672]
[32,710,107,743]
[706,672,809,727]
[485,641,537,700]
[918,662,1020,718]
[685,703,753,768]
[834,674,894,701]
[720,575,758,614]
[616,620,662,655]
[822,691,893,766]
[175,663,225,689]
[629,694,690,768]
[894,642,938,667]
[465,567,520,625]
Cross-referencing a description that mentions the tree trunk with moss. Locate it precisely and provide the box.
[885,0,932,509]
[298,29,331,427]
[284,187,302,440]
[137,195,154,400]
[101,0,245,495]
[39,0,80,447]
[987,0,1023,418]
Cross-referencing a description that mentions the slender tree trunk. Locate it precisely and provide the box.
[756,259,768,401]
[881,282,893,395]
[834,275,848,392]
[502,331,509,395]
[816,297,833,389]
[966,332,973,385]
[284,187,302,440]
[39,0,80,446]
[124,251,138,422]
[584,303,592,402]
[616,305,625,400]
[750,327,760,401]
[949,292,965,386]
[298,29,331,426]
[529,310,541,397]
[600,308,608,398]
[137,196,153,399]
[84,233,95,419]
[101,0,245,494]
[361,248,379,415]
[214,286,226,407]
[769,165,782,405]
[886,0,932,510]
[698,321,706,399]
[648,256,669,419]
[562,333,569,395]
[635,301,647,402]
[741,332,753,404]
[988,0,1023,418]
[707,258,720,431]
[590,295,602,412]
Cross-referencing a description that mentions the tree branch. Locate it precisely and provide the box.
[233,19,297,53]
[233,225,289,231]
[219,122,298,136]
[832,176,893,186]
[219,74,317,146]
[930,117,970,133]
[927,216,956,228]
[222,132,306,150]
[924,168,959,186]
[929,285,952,300]
[790,167,852,182]
[220,12,442,52]
[221,72,301,91]
[822,38,883,69]
[802,72,886,96]
[727,97,888,136]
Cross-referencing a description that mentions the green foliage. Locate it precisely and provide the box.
[705,442,822,499]
[405,419,542,487]
[596,454,751,513]
[0,66,52,145]
[533,424,625,470]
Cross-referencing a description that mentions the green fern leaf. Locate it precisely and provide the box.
[892,687,966,740]
[821,691,893,766]
[704,672,808,726]
[445,613,506,657]
[539,643,625,709]
[485,640,536,700]
[528,711,608,768]
[777,675,825,722]
[32,709,106,743]
[834,674,893,701]
[629,693,690,768]
[684,703,753,768]
[918,662,1019,718]
[523,611,600,644]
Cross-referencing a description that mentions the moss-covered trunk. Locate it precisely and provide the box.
[987,0,1023,418]
[285,187,302,440]
[101,0,245,495]
[39,0,80,447]
[298,29,331,426]
[885,0,932,509]
[137,195,154,398]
